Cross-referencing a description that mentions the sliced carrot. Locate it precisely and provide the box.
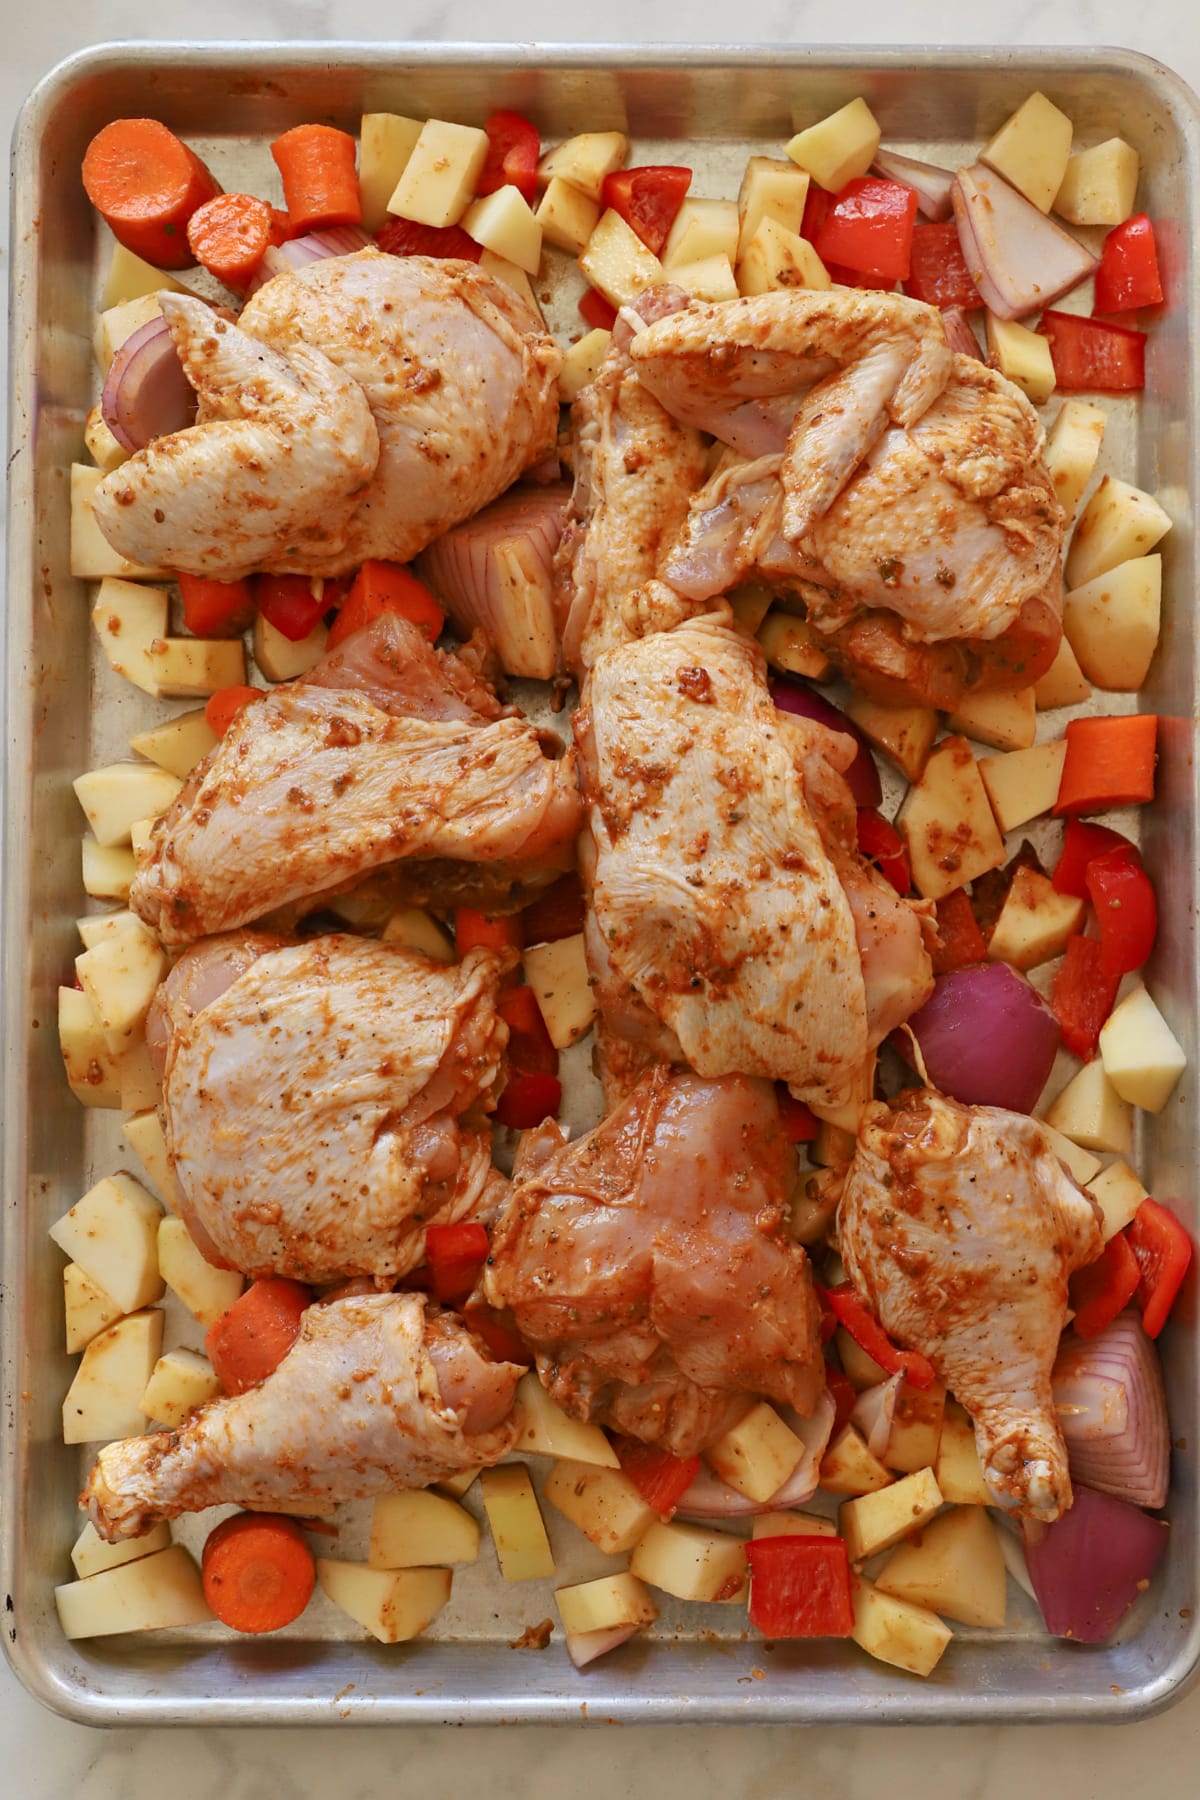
[326,560,445,649]
[205,1277,312,1394]
[82,118,221,269]
[1054,714,1158,817]
[178,572,254,637]
[454,908,524,956]
[186,192,287,291]
[205,685,266,737]
[270,124,361,233]
[201,1512,315,1633]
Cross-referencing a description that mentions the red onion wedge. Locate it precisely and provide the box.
[850,1372,904,1460]
[677,1390,835,1519]
[769,676,883,808]
[899,961,1060,1114]
[1022,1484,1168,1643]
[1053,1311,1169,1509]
[244,225,372,295]
[952,164,1097,321]
[872,149,955,221]
[941,305,985,361]
[100,315,196,453]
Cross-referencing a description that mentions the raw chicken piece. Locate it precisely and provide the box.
[838,1089,1104,1522]
[83,1294,522,1541]
[155,932,507,1285]
[484,1069,825,1454]
[95,252,561,579]
[130,616,581,946]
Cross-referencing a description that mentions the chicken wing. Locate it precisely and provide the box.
[837,1089,1104,1521]
[82,1294,522,1541]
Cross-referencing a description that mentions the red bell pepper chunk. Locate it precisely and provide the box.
[521,872,586,946]
[600,165,692,256]
[579,287,618,332]
[931,888,988,975]
[205,685,265,737]
[454,907,524,956]
[1037,309,1146,393]
[497,985,559,1078]
[903,221,984,311]
[745,1535,854,1638]
[375,216,481,261]
[800,183,833,244]
[612,1437,701,1520]
[424,1221,490,1304]
[1086,847,1157,978]
[815,177,918,282]
[177,572,254,637]
[1051,818,1136,898]
[855,808,911,894]
[825,263,898,291]
[1093,214,1164,315]
[1127,1198,1193,1338]
[255,573,327,644]
[1050,934,1121,1061]
[462,1301,530,1366]
[476,110,540,205]
[822,1284,936,1389]
[823,1364,858,1437]
[1069,1232,1142,1338]
[777,1085,819,1144]
[495,1070,564,1130]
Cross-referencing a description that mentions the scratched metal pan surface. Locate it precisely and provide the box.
[3,40,1199,1726]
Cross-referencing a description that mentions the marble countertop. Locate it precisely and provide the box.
[4,3,1200,1793]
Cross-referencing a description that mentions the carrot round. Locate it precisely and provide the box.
[186,192,287,291]
[82,118,221,269]
[201,1512,315,1633]
[205,1277,312,1394]
[205,684,266,737]
[270,124,361,234]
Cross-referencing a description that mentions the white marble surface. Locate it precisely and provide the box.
[4,2,1200,1792]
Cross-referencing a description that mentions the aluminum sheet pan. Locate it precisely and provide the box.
[4,41,1200,1727]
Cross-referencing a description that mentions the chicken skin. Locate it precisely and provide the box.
[484,1069,825,1455]
[151,932,508,1285]
[82,1295,522,1541]
[837,1089,1104,1522]
[130,616,581,946]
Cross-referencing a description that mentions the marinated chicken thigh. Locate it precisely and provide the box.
[485,1069,825,1454]
[838,1089,1104,1522]
[83,1294,521,1541]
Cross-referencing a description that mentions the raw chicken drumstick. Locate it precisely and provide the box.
[837,1088,1104,1522]
[83,1294,522,1542]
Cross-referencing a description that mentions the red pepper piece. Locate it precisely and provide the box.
[1037,309,1146,393]
[815,177,918,282]
[1127,1198,1193,1338]
[1069,1232,1141,1338]
[476,110,540,205]
[375,216,482,261]
[497,985,559,1078]
[579,287,618,332]
[1086,847,1157,978]
[824,263,898,290]
[177,572,254,637]
[521,873,586,946]
[931,888,988,975]
[1050,934,1121,1061]
[205,685,265,737]
[1093,214,1164,314]
[745,1535,854,1638]
[462,1301,530,1366]
[855,808,911,894]
[800,183,834,245]
[822,1284,935,1389]
[903,221,984,310]
[255,573,327,643]
[612,1437,701,1520]
[424,1221,490,1304]
[327,560,444,650]
[495,1070,563,1130]
[1051,818,1136,898]
[600,165,692,256]
[776,1085,819,1144]
[454,908,524,956]
[824,1364,858,1437]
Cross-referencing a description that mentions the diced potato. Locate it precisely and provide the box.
[1044,399,1107,527]
[1065,475,1172,590]
[981,92,1074,214]
[985,313,1056,403]
[946,685,1036,752]
[706,1402,806,1503]
[50,1172,164,1314]
[521,934,596,1049]
[1099,983,1186,1114]
[74,762,181,848]
[1044,1059,1134,1156]
[58,984,123,1108]
[1063,555,1161,692]
[751,1511,838,1539]
[737,156,811,261]
[559,327,612,403]
[986,866,1084,971]
[1087,1160,1150,1241]
[1034,636,1092,711]
[630,1520,748,1603]
[537,132,628,202]
[883,1382,946,1476]
[144,635,246,699]
[91,577,169,696]
[56,1545,211,1639]
[511,1370,619,1467]
[1054,138,1140,227]
[77,909,140,950]
[129,708,218,780]
[757,609,831,680]
[818,1423,894,1497]
[812,1120,857,1170]
[543,1459,657,1555]
[253,610,327,682]
[579,208,665,309]
[898,735,1005,901]
[436,1467,481,1500]
[480,1464,555,1582]
[100,244,187,312]
[84,403,130,473]
[839,1467,943,1563]
[369,1489,481,1568]
[851,1574,953,1677]
[786,98,881,192]
[128,818,155,858]
[729,585,774,638]
[876,1505,1006,1628]
[76,919,166,1054]
[843,695,937,783]
[977,739,1067,835]
[316,1558,452,1643]
[380,907,456,962]
[555,1571,657,1636]
[117,1034,160,1113]
[388,118,489,228]
[157,1215,244,1326]
[835,1328,889,1392]
[64,1261,124,1354]
[93,292,164,374]
[476,249,543,317]
[934,1403,992,1506]
[82,835,137,903]
[1039,1122,1103,1187]
[736,217,831,296]
[123,1108,181,1210]
[536,175,601,254]
[662,198,739,272]
[71,1518,171,1579]
[359,112,423,231]
[140,1348,221,1428]
[62,1308,163,1443]
[670,253,739,303]
[71,464,163,580]
[462,186,543,275]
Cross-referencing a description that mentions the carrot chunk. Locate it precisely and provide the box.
[82,118,221,269]
[201,1512,315,1633]
[270,124,362,234]
[206,1278,312,1394]
[1054,714,1158,816]
[454,908,523,956]
[326,561,445,649]
[186,192,287,290]
[205,685,266,737]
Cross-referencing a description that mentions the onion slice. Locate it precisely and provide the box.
[872,149,955,221]
[941,306,984,361]
[850,1372,904,1460]
[1022,1484,1169,1643]
[100,315,196,453]
[676,1390,836,1519]
[899,962,1061,1114]
[245,224,372,294]
[769,676,883,808]
[1053,1311,1170,1508]
[952,163,1097,321]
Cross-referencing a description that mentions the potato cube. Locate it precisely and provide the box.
[477,249,543,317]
[316,1559,451,1643]
[71,464,163,580]
[77,909,140,950]
[729,585,774,638]
[56,1546,211,1639]
[630,1520,748,1603]
[76,920,166,1053]
[1099,983,1186,1114]
[580,209,665,309]
[128,818,155,858]
[50,1172,163,1314]
[934,1404,992,1506]
[986,866,1084,971]
[116,1034,160,1113]
[786,98,881,192]
[818,1423,894,1496]
[388,118,489,228]
[736,217,831,296]
[511,1370,619,1466]
[91,578,169,696]
[876,1505,1006,1628]
[978,739,1067,835]
[843,695,937,783]
[63,1308,163,1443]
[662,198,739,272]
[544,1459,657,1554]
[521,934,596,1049]
[1044,399,1106,528]
[1063,555,1161,692]
[1054,139,1139,227]
[74,762,182,849]
[1087,1160,1150,1241]
[757,610,831,680]
[157,1215,244,1326]
[851,1575,953,1677]
[751,1511,838,1539]
[883,1382,946,1476]
[1038,1122,1103,1187]
[536,175,601,254]
[839,1467,943,1563]
[140,1348,221,1428]
[58,985,123,1108]
[253,610,327,682]
[71,1518,172,1579]
[706,1402,807,1503]
[123,1108,181,1210]
[946,685,1036,752]
[369,1489,481,1568]
[559,327,612,403]
[100,243,187,311]
[379,906,455,962]
[835,1328,889,1392]
[1044,1059,1133,1156]
[898,735,1005,901]
[436,1467,481,1500]
[144,635,246,699]
[93,292,164,374]
[1034,636,1092,711]
[985,314,1056,403]
[480,1464,555,1581]
[462,186,543,275]
[537,132,628,202]
[129,708,219,780]
[1065,475,1172,590]
[85,404,130,473]
[670,253,740,303]
[737,156,811,261]
[82,836,137,903]
[555,1571,657,1637]
[982,92,1074,214]
[64,1261,124,1354]
[359,112,423,231]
